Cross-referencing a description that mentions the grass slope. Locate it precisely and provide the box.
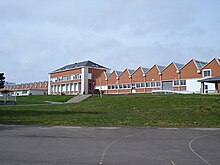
[16,95,73,104]
[0,94,220,127]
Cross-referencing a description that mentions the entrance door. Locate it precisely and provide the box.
[162,81,173,90]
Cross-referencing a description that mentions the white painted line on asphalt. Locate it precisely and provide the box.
[189,133,219,165]
[99,134,134,165]
[170,160,176,165]
[99,138,121,165]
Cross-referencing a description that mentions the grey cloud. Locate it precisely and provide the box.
[0,0,220,83]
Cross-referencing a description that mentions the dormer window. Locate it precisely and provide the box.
[203,69,211,78]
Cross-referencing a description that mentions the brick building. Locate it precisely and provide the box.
[48,60,109,95]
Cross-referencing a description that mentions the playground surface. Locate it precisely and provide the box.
[0,125,219,165]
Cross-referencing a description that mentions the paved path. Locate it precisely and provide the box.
[65,94,92,103]
[0,125,219,165]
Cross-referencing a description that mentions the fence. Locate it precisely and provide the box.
[0,91,16,105]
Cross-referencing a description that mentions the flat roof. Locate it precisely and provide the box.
[198,76,220,83]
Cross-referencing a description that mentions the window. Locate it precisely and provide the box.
[115,85,118,89]
[136,83,141,88]
[151,82,155,87]
[146,82,151,87]
[127,84,131,88]
[174,80,179,86]
[203,69,211,77]
[156,82,161,87]
[108,86,111,89]
[123,84,127,88]
[112,85,115,89]
[119,84,123,89]
[67,76,71,80]
[180,80,186,86]
[141,83,145,88]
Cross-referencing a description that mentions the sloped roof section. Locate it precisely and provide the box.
[173,62,184,71]
[194,60,207,69]
[157,65,166,73]
[127,69,135,75]
[106,72,111,78]
[142,67,149,74]
[53,60,107,73]
[115,71,123,77]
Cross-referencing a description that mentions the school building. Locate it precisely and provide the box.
[95,58,220,94]
[2,58,219,96]
[48,60,109,95]
[0,81,48,96]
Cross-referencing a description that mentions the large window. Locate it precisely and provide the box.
[180,80,186,86]
[136,83,141,88]
[174,80,186,86]
[151,82,155,87]
[156,82,161,87]
[146,82,150,87]
[203,69,211,77]
[173,80,179,86]
[127,84,131,88]
[141,83,145,88]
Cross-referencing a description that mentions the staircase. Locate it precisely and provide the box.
[65,94,92,103]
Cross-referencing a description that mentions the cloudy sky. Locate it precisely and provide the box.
[1,0,220,83]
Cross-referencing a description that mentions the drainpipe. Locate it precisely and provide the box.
[177,71,180,91]
[143,74,146,93]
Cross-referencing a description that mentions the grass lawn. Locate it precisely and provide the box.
[0,94,220,127]
[15,95,73,104]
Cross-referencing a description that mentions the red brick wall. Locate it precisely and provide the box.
[119,69,132,84]
[146,65,160,81]
[108,71,118,85]
[88,68,107,79]
[95,71,107,86]
[50,68,81,78]
[162,63,179,81]
[180,60,202,79]
[202,59,220,77]
[132,67,145,83]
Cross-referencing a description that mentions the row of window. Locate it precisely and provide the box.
[5,83,46,89]
[107,81,162,90]
[51,83,81,92]
[173,80,186,86]
[51,74,82,82]
[106,80,187,90]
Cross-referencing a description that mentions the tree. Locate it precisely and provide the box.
[0,73,5,89]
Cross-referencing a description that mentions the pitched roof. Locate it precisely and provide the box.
[106,72,111,78]
[194,60,207,69]
[173,62,184,71]
[52,60,107,73]
[157,65,166,73]
[115,71,123,77]
[141,67,149,74]
[127,69,135,75]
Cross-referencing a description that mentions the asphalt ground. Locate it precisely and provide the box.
[0,125,219,165]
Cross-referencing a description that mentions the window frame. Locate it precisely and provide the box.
[202,69,211,78]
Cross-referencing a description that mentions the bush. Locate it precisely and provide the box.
[94,89,100,94]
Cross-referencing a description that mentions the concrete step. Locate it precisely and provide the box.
[65,94,92,103]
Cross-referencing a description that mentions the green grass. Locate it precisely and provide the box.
[15,95,73,104]
[0,94,220,127]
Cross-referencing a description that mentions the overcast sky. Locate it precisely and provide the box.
[1,0,220,83]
